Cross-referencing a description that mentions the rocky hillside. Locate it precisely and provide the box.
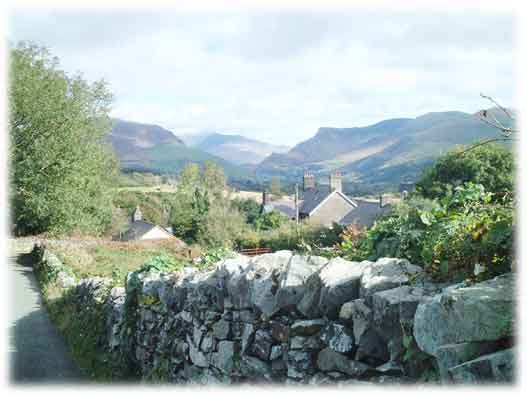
[34,246,515,384]
[183,132,290,166]
[108,119,251,180]
[257,109,514,190]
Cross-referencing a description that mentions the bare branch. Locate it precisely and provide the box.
[454,137,516,156]
[480,93,514,120]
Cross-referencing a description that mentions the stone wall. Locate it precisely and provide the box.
[33,245,516,385]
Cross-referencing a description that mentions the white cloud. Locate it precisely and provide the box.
[8,9,514,146]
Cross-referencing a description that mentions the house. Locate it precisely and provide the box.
[261,171,392,229]
[118,206,175,241]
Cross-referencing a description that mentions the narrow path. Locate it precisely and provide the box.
[8,245,84,383]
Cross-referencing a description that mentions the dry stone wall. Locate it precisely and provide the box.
[33,245,516,385]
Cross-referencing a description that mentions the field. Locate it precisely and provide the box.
[46,239,198,283]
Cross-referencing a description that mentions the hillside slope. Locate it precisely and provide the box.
[184,132,289,165]
[257,109,513,191]
[108,119,251,180]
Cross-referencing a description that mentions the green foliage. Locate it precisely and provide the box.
[416,143,514,200]
[198,247,236,267]
[254,211,289,231]
[235,221,341,252]
[341,182,514,282]
[10,42,118,236]
[231,198,262,225]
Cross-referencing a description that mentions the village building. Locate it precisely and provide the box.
[118,206,175,241]
[261,171,392,229]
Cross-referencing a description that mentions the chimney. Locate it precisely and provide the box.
[262,190,268,206]
[132,206,142,222]
[329,171,342,193]
[303,171,315,191]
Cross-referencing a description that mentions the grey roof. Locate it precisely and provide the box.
[121,220,170,241]
[299,186,357,215]
[340,198,391,228]
[299,186,332,214]
[262,200,296,218]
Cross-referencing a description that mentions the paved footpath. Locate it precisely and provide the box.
[8,242,84,383]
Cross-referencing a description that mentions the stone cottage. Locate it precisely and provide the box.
[262,172,392,229]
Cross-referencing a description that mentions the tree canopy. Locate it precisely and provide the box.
[10,42,118,236]
[415,143,514,200]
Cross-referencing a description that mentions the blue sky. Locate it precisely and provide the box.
[8,9,515,146]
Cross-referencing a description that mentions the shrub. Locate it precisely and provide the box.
[416,143,513,200]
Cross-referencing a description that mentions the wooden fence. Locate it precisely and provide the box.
[238,247,272,257]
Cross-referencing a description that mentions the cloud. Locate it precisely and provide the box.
[8,9,514,146]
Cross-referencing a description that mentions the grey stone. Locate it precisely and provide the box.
[449,348,515,383]
[297,272,323,318]
[321,323,354,353]
[240,356,272,380]
[290,319,326,336]
[211,341,236,374]
[288,350,313,370]
[274,254,326,313]
[212,319,231,340]
[318,258,372,318]
[376,361,404,376]
[200,335,214,353]
[241,322,255,353]
[251,329,274,360]
[290,335,323,351]
[188,336,209,368]
[270,345,283,360]
[436,341,505,383]
[342,299,372,344]
[308,372,333,384]
[372,286,428,342]
[317,348,371,378]
[414,274,514,356]
[360,258,422,299]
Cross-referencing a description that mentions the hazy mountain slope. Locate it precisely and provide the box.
[185,132,290,165]
[257,109,513,189]
[109,118,184,160]
[108,119,251,180]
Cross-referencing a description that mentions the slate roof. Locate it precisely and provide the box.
[262,200,296,218]
[121,220,173,241]
[299,186,357,215]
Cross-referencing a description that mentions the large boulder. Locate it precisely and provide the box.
[274,254,327,313]
[298,258,371,319]
[448,348,515,383]
[413,274,514,356]
[435,341,504,382]
[318,258,372,319]
[372,286,430,342]
[360,258,422,299]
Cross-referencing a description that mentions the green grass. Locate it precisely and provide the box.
[47,240,195,285]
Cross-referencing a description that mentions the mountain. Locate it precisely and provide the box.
[108,119,251,180]
[257,109,514,192]
[182,132,290,165]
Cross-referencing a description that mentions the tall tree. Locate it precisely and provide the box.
[9,42,118,236]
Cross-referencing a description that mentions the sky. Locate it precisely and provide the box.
[8,8,515,146]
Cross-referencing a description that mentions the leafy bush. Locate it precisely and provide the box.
[341,183,514,282]
[416,143,513,200]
